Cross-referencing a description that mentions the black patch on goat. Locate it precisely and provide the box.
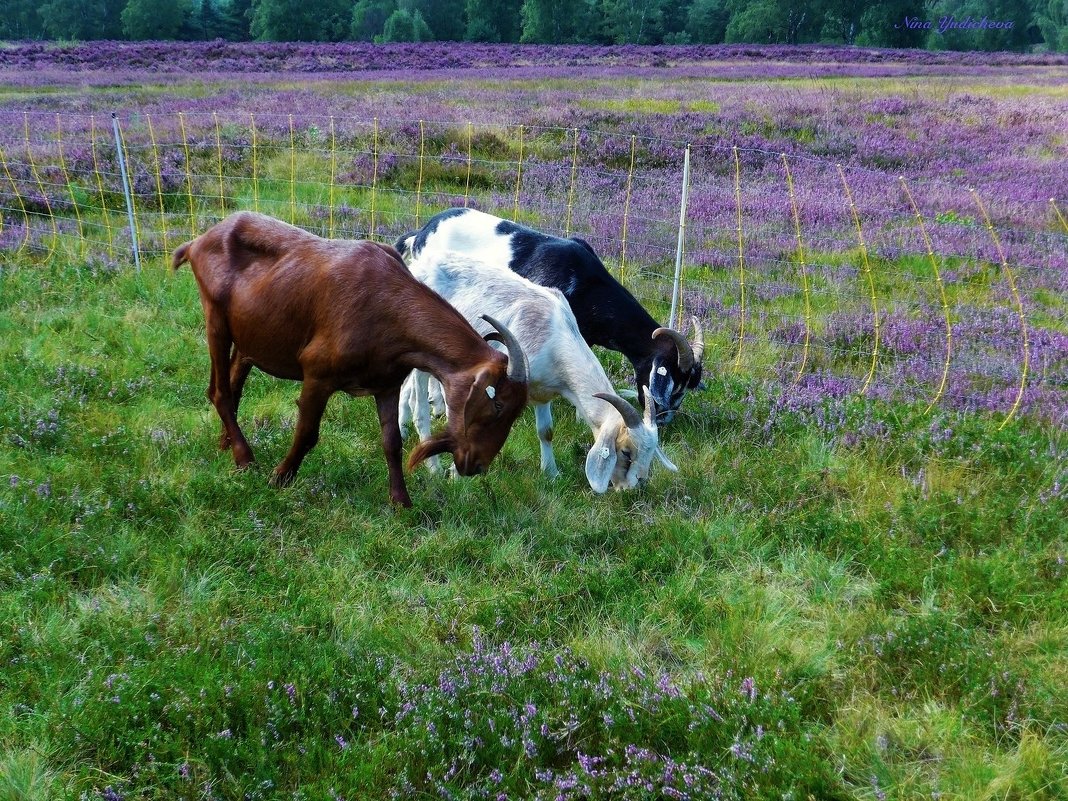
[493,220,660,357]
[395,207,467,257]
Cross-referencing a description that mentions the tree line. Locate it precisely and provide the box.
[2,0,1065,52]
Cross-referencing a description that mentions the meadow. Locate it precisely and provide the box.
[0,43,1066,800]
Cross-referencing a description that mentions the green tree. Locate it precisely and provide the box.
[817,0,863,43]
[466,16,501,40]
[217,0,254,39]
[185,0,245,40]
[723,0,819,43]
[405,0,465,40]
[0,0,46,38]
[661,0,694,41]
[686,0,729,42]
[1036,0,1068,50]
[927,0,1035,51]
[250,0,351,40]
[853,0,927,47]
[351,0,397,40]
[38,0,124,39]
[465,0,523,41]
[600,0,665,43]
[520,0,596,43]
[122,0,194,39]
[380,7,432,40]
[724,0,784,42]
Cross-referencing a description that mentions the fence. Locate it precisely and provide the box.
[2,109,1066,425]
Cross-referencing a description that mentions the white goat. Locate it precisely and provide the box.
[399,248,678,492]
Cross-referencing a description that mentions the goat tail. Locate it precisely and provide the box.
[171,241,192,271]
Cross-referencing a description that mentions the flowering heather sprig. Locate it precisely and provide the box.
[381,628,835,798]
[851,610,1057,736]
[8,408,62,450]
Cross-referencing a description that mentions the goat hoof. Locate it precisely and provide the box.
[388,483,413,507]
[232,445,254,468]
[269,469,295,488]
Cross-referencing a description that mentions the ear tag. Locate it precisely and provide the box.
[485,385,496,399]
[657,366,668,376]
[600,446,611,460]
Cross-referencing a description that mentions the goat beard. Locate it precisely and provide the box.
[408,432,456,470]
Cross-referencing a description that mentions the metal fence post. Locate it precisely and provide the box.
[111,112,141,272]
[668,145,691,330]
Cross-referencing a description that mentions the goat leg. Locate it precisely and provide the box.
[205,317,254,468]
[411,370,441,474]
[375,387,413,507]
[271,378,332,488]
[534,402,560,478]
[219,347,254,451]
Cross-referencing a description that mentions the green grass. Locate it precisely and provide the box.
[0,254,1065,799]
[580,98,721,115]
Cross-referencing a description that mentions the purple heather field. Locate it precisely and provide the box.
[1,41,1066,422]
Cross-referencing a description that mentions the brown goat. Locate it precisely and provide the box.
[172,211,528,507]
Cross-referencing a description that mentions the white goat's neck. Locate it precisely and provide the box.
[554,351,619,433]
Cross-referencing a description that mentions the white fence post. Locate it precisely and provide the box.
[111,112,141,272]
[669,144,691,330]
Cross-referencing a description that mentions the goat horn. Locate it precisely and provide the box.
[593,392,643,429]
[690,316,705,364]
[652,327,694,374]
[642,386,657,427]
[480,314,527,383]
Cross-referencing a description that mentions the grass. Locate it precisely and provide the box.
[1,253,1065,799]
[580,98,721,115]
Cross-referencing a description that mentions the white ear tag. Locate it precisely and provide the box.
[657,366,668,376]
[600,446,611,460]
[485,385,496,399]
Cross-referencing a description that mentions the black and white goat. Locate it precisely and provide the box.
[396,208,704,424]
[399,247,678,492]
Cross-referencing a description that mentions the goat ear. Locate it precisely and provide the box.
[408,433,454,470]
[584,426,617,494]
[655,447,679,473]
